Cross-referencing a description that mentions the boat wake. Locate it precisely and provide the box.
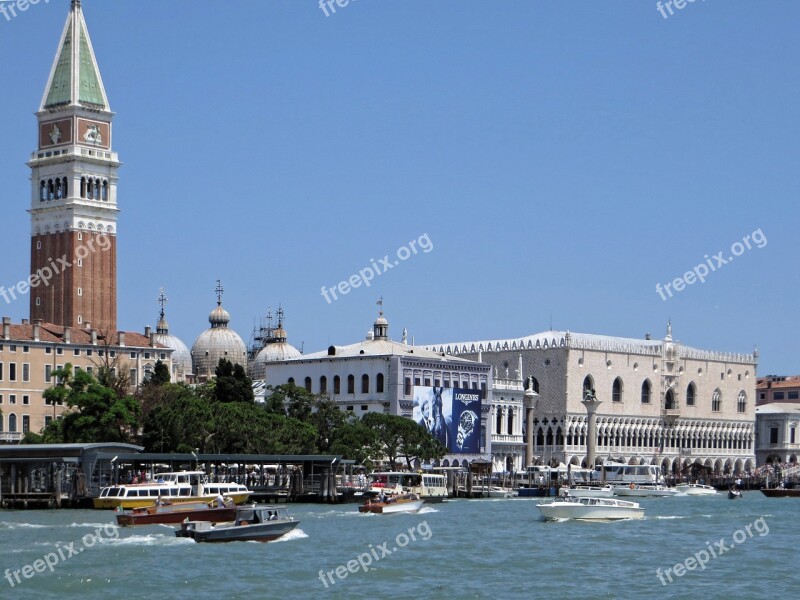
[272,528,308,543]
[417,506,439,514]
[1,522,48,529]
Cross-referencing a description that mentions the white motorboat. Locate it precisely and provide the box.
[487,487,518,498]
[537,496,644,521]
[560,485,614,498]
[674,483,717,496]
[612,483,682,497]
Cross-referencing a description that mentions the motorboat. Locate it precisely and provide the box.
[94,471,252,509]
[761,487,800,498]
[176,506,299,543]
[367,472,448,503]
[612,483,682,497]
[359,493,424,514]
[674,483,717,496]
[560,485,614,498]
[116,500,237,527]
[728,488,743,499]
[487,487,518,498]
[537,496,644,521]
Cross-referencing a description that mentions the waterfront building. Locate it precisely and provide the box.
[29,0,119,333]
[262,309,493,467]
[0,317,173,443]
[755,403,799,465]
[191,281,247,382]
[425,322,757,475]
[756,375,800,406]
[489,356,526,473]
[152,290,192,383]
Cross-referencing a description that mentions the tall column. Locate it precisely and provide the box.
[582,388,604,470]
[524,385,537,468]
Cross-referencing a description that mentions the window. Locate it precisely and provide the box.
[9,363,16,382]
[770,427,779,444]
[686,383,696,406]
[45,347,51,354]
[404,377,411,396]
[791,427,796,444]
[56,348,63,355]
[74,349,81,356]
[130,352,136,359]
[130,369,137,386]
[86,349,92,356]
[287,377,295,385]
[424,378,431,387]
[110,351,116,358]
[23,346,29,353]
[8,414,16,432]
[333,375,341,395]
[712,389,721,412]
[414,377,421,387]
[0,362,3,381]
[641,380,651,404]
[774,392,785,400]
[0,394,3,404]
[320,376,327,394]
[10,395,16,405]
[612,377,623,402]
[22,395,29,405]
[77,287,82,296]
[45,415,52,428]
[583,375,595,399]
[737,391,747,413]
[22,364,30,382]
[86,366,93,376]
[77,259,83,267]
[347,374,355,394]
[665,389,676,410]
[160,353,166,360]
[144,352,150,359]
[9,345,16,352]
[361,374,369,394]
[304,377,312,392]
[37,240,41,249]
[789,391,799,400]
[377,373,385,394]
[346,405,354,412]
[35,297,41,306]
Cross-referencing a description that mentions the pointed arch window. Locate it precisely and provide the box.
[665,389,676,410]
[712,389,721,412]
[686,382,696,406]
[102,180,108,201]
[81,177,87,198]
[612,377,623,402]
[48,179,55,200]
[737,391,746,414]
[40,181,47,201]
[641,379,651,404]
[62,177,68,198]
[582,375,595,400]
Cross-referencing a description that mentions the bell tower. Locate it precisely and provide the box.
[29,0,119,333]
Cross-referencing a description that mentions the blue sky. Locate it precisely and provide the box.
[0,0,797,374]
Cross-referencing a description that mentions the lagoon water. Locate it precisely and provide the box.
[1,494,797,599]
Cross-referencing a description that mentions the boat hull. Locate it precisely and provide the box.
[177,520,299,543]
[761,488,800,498]
[359,500,424,514]
[116,502,237,527]
[675,485,717,496]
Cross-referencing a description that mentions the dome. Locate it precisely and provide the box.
[249,342,302,379]
[191,327,248,378]
[209,305,231,326]
[154,332,192,378]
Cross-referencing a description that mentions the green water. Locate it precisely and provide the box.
[1,494,796,599]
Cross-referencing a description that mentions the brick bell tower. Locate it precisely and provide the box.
[29,0,118,333]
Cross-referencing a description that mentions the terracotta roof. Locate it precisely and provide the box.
[756,377,800,390]
[2,321,167,349]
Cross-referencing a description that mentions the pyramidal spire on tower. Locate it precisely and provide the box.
[40,0,109,112]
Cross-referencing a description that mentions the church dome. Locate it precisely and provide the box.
[247,307,301,379]
[191,282,247,380]
[153,289,192,380]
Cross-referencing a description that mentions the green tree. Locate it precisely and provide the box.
[141,386,214,453]
[214,359,254,403]
[149,360,171,386]
[330,418,379,468]
[361,412,446,469]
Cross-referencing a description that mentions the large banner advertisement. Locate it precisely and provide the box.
[412,386,482,454]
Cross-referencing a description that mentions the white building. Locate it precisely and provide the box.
[262,311,493,467]
[426,323,757,475]
[755,403,799,465]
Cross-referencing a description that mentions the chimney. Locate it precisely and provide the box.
[21,318,29,325]
[645,333,651,340]
[118,331,126,347]
[64,326,71,344]
[149,332,156,347]
[33,321,41,341]
[2,316,10,341]
[144,325,151,337]
[91,329,97,345]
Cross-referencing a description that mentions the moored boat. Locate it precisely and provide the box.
[674,483,717,496]
[176,506,299,543]
[537,496,644,521]
[560,485,614,498]
[359,493,424,514]
[487,486,518,498]
[116,500,237,527]
[761,487,800,498]
[612,483,681,498]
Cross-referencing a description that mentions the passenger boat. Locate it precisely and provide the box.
[594,461,664,485]
[176,506,299,543]
[560,485,614,498]
[487,486,518,498]
[367,472,448,503]
[359,493,424,514]
[116,500,237,527]
[612,483,681,497]
[537,496,645,521]
[93,471,252,509]
[674,483,717,496]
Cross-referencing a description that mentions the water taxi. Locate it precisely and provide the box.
[93,471,252,509]
[176,506,299,543]
[368,472,448,503]
[116,500,237,527]
[537,496,644,521]
[674,483,717,496]
[359,493,424,515]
